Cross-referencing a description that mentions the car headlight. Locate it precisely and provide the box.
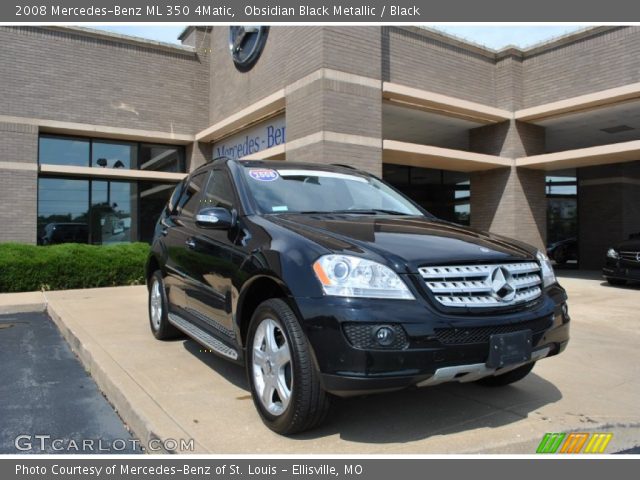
[607,248,619,259]
[312,255,415,300]
[536,250,556,288]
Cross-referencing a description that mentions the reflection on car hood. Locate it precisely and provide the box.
[267,214,537,272]
[614,239,640,251]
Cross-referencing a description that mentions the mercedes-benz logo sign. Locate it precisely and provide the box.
[490,267,516,302]
[229,26,269,71]
[636,252,640,262]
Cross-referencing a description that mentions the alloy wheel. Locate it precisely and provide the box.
[252,318,292,416]
[150,279,163,331]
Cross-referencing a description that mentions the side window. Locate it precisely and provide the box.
[202,170,236,210]
[176,171,209,218]
[167,180,185,215]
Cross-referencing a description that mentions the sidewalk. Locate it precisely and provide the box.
[2,275,639,453]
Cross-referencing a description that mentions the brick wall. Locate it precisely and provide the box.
[382,27,497,106]
[0,122,38,243]
[209,27,324,126]
[469,120,547,250]
[522,27,640,107]
[0,27,209,134]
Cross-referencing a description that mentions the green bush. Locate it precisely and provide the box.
[0,243,150,293]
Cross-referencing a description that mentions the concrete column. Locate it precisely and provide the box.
[578,161,640,269]
[186,141,212,172]
[0,122,38,244]
[284,27,383,176]
[469,120,547,250]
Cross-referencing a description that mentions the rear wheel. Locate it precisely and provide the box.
[476,362,535,387]
[606,278,627,286]
[247,298,331,435]
[148,271,181,340]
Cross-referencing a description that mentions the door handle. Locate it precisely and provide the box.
[185,239,196,249]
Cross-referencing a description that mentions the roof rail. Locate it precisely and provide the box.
[206,155,232,165]
[330,163,357,169]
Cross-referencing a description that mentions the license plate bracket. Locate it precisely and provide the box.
[486,330,532,369]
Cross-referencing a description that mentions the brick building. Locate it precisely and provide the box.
[1,25,639,269]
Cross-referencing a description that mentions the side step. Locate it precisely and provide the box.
[168,312,239,360]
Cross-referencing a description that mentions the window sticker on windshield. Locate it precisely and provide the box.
[272,206,288,212]
[248,168,279,182]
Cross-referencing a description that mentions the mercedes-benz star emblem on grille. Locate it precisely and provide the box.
[490,267,516,302]
[636,252,640,262]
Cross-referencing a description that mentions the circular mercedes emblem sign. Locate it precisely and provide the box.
[636,252,640,262]
[490,267,516,302]
[228,26,269,71]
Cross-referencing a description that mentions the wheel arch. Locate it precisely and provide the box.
[236,274,295,349]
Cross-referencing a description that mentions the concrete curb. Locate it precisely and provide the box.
[0,303,46,315]
[45,301,208,454]
[0,291,47,315]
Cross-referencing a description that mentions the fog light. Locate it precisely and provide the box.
[561,303,570,321]
[374,326,396,347]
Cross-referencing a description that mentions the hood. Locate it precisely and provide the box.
[266,214,537,273]
[614,238,640,251]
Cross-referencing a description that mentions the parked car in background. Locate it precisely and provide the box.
[603,237,640,285]
[546,237,577,265]
[40,223,89,245]
[146,158,570,435]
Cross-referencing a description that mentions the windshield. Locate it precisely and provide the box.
[241,166,425,216]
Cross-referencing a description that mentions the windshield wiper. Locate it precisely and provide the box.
[296,209,410,216]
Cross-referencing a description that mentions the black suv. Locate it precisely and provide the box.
[146,158,570,434]
[603,236,640,285]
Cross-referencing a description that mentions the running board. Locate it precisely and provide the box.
[168,312,239,360]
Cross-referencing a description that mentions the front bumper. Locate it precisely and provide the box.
[294,284,570,396]
[603,260,640,281]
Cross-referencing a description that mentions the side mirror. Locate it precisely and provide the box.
[195,207,234,229]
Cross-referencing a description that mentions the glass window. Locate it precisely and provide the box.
[242,167,423,216]
[383,164,471,225]
[39,136,90,167]
[177,171,209,217]
[90,181,134,244]
[546,169,578,266]
[39,135,185,173]
[139,144,184,172]
[140,182,176,243]
[166,180,186,215]
[37,178,90,244]
[92,140,136,170]
[203,171,235,210]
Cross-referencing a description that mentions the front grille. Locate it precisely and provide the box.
[619,251,640,262]
[419,262,542,308]
[434,316,552,345]
[343,323,409,350]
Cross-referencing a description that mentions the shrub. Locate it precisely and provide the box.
[0,243,150,293]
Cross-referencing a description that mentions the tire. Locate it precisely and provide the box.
[553,248,567,264]
[476,362,535,387]
[148,271,181,340]
[247,298,331,435]
[607,278,627,286]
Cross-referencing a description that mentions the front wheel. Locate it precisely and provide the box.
[475,362,535,387]
[247,298,331,435]
[606,278,627,286]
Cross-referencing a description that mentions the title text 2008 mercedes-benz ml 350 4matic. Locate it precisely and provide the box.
[146,158,569,434]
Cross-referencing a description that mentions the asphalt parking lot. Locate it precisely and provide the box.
[1,272,639,454]
[0,312,141,454]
